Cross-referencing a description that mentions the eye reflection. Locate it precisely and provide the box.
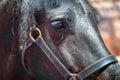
[51,20,66,29]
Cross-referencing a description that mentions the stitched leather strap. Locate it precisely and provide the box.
[77,55,117,80]
[21,28,118,80]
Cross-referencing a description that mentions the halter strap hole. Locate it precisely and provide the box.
[29,28,42,40]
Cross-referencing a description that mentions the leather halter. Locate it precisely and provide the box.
[22,28,118,80]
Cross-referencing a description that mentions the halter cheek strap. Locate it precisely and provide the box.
[21,27,118,80]
[21,28,42,73]
[21,27,71,78]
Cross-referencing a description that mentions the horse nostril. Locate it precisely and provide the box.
[29,28,42,40]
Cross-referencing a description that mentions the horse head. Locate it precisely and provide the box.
[0,0,120,80]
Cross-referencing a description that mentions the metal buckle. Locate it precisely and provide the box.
[29,27,42,41]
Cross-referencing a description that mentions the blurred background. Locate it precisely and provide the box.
[89,0,120,60]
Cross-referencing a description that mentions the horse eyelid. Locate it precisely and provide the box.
[51,20,66,29]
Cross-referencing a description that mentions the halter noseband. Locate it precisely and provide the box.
[22,27,118,80]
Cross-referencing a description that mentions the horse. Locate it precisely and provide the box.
[0,0,120,80]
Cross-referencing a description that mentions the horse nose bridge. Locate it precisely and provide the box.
[75,16,96,36]
[74,16,109,55]
[83,28,109,56]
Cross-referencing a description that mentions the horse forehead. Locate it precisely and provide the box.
[66,0,89,15]
[47,0,89,12]
[77,0,90,13]
[21,0,89,11]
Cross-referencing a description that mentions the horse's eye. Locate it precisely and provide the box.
[51,21,65,29]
